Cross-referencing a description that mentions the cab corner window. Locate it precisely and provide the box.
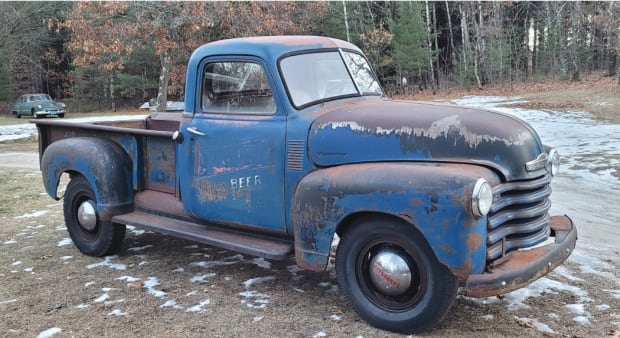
[201,61,276,115]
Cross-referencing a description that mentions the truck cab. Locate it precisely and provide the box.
[35,36,576,334]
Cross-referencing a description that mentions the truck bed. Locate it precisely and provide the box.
[34,112,186,194]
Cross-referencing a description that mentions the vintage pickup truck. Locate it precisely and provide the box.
[35,36,577,334]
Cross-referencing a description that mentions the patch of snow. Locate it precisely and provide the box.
[565,303,588,316]
[60,256,73,261]
[108,309,127,316]
[15,210,49,219]
[551,266,584,282]
[36,327,62,338]
[94,291,111,303]
[75,303,89,309]
[243,276,275,289]
[24,267,33,273]
[86,256,126,270]
[239,291,270,309]
[160,300,183,309]
[330,314,342,321]
[185,291,197,297]
[11,261,22,266]
[0,299,17,305]
[116,275,141,282]
[253,316,264,322]
[191,273,216,283]
[3,240,17,245]
[517,317,555,334]
[604,289,620,299]
[57,238,72,247]
[568,250,619,283]
[595,304,610,311]
[84,281,96,287]
[502,277,590,311]
[190,254,244,268]
[481,314,494,321]
[548,313,559,320]
[293,288,304,293]
[173,267,184,272]
[573,316,590,326]
[250,257,272,269]
[185,299,210,312]
[144,277,166,298]
[312,331,327,338]
[126,225,146,236]
[127,245,153,252]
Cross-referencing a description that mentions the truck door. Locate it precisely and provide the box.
[179,58,287,233]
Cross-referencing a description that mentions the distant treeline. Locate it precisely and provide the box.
[1,1,618,111]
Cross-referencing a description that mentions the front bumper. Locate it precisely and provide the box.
[465,215,577,298]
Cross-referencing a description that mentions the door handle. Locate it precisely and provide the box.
[187,127,206,136]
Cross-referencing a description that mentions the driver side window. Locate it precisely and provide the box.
[201,61,276,115]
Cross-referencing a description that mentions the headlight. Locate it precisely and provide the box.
[37,105,43,109]
[548,148,560,176]
[472,178,493,218]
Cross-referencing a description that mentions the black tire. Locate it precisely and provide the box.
[58,113,65,118]
[63,175,125,256]
[335,217,458,334]
[16,113,21,119]
[31,109,38,119]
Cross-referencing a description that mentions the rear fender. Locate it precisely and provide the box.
[41,137,134,221]
[291,162,499,279]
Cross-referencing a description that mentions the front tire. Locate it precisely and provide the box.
[63,175,125,256]
[335,217,458,334]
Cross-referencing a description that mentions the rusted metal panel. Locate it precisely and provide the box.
[291,162,498,273]
[464,215,577,298]
[308,99,546,181]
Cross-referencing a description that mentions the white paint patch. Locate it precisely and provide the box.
[185,299,210,312]
[86,256,126,270]
[36,327,62,338]
[15,210,48,219]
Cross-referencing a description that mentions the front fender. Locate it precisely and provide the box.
[41,137,134,220]
[291,162,500,278]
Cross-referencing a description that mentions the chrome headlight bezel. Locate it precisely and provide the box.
[472,178,493,218]
[548,148,560,176]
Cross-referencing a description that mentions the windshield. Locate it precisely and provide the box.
[280,50,383,108]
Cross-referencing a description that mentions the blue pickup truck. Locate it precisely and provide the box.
[35,36,577,334]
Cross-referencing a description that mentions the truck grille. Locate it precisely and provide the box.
[486,174,552,263]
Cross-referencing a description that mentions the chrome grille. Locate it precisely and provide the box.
[486,174,552,262]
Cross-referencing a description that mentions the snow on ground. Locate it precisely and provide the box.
[0,115,147,143]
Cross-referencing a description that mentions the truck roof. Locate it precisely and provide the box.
[190,35,361,63]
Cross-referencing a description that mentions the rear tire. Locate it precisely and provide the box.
[31,109,38,119]
[335,217,458,334]
[58,113,65,118]
[63,175,125,256]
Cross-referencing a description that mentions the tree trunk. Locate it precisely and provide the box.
[570,1,581,82]
[110,73,116,112]
[459,4,469,74]
[156,52,171,112]
[342,0,351,42]
[425,0,436,93]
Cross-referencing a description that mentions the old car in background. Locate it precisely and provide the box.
[12,93,66,118]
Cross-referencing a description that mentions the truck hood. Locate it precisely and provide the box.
[308,99,547,181]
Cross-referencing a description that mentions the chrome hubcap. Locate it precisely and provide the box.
[369,249,412,296]
[77,200,97,231]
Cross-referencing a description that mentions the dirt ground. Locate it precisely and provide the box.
[1,105,619,336]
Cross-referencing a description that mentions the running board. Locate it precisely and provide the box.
[112,211,293,260]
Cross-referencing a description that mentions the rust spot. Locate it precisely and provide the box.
[466,233,484,252]
[195,177,228,202]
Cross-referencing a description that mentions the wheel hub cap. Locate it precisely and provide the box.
[77,200,97,231]
[369,250,412,296]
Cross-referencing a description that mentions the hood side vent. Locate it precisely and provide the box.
[287,140,305,171]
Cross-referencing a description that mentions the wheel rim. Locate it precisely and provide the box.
[356,240,427,311]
